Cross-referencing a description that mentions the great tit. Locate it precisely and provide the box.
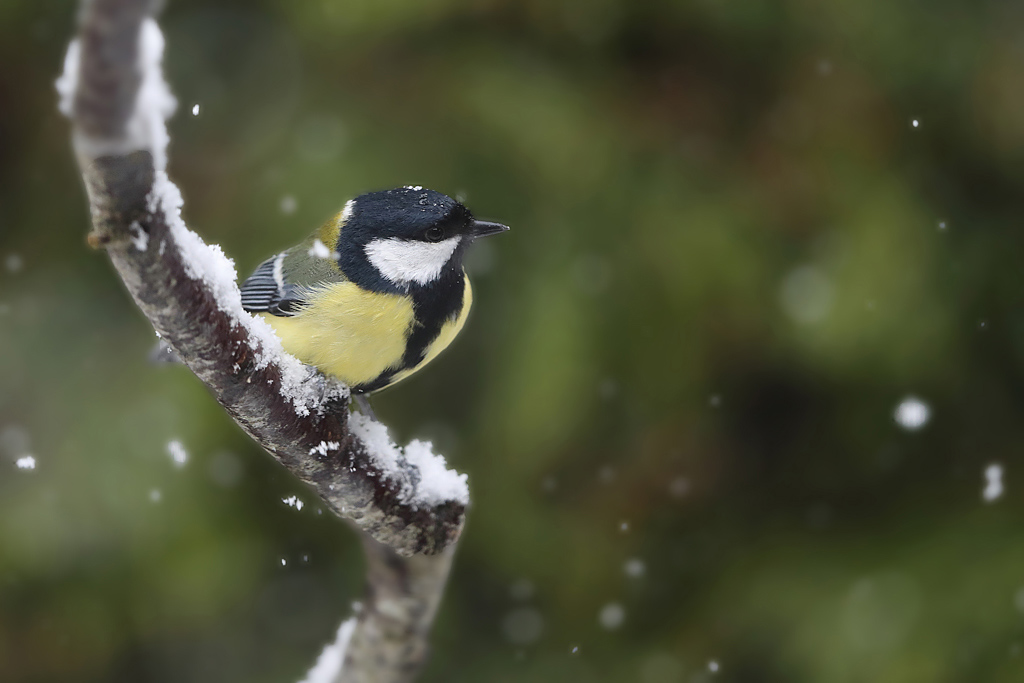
[239,186,509,403]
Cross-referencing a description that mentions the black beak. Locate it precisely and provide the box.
[470,219,510,238]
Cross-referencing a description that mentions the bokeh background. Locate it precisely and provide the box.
[3,0,1024,681]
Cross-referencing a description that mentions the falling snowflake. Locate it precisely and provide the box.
[894,397,930,431]
[166,440,188,467]
[983,463,1004,503]
[599,602,625,630]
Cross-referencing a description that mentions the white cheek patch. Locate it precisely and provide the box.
[365,236,462,286]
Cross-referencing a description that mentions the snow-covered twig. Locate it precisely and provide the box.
[60,1,465,681]
[298,619,357,683]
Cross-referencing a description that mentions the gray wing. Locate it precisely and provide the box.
[240,252,307,316]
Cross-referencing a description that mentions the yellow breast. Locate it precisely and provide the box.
[261,282,414,389]
[261,275,472,392]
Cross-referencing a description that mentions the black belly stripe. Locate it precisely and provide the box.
[403,270,465,367]
[352,268,465,394]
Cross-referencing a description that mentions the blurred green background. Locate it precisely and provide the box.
[3,0,1024,681]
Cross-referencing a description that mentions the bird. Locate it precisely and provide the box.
[239,186,508,413]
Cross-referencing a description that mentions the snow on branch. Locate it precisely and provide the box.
[57,17,175,171]
[60,1,467,680]
[298,619,357,683]
[59,0,466,556]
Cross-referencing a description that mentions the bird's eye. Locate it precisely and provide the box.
[424,226,445,242]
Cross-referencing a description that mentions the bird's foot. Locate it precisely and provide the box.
[353,393,378,421]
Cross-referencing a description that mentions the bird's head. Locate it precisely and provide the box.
[336,186,508,291]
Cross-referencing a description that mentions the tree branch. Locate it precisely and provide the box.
[60,1,466,680]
